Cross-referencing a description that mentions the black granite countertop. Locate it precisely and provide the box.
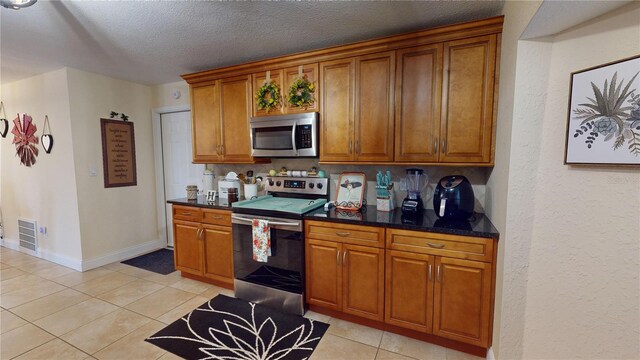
[304,205,499,239]
[167,196,233,211]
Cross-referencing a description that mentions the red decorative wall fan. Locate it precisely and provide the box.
[12,113,39,167]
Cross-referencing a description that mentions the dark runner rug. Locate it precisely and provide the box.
[146,295,329,360]
[121,249,175,275]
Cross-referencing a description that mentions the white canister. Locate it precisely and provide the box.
[202,169,215,193]
[244,183,258,200]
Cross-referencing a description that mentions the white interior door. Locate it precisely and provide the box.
[161,111,203,247]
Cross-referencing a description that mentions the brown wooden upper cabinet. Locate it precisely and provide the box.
[395,44,443,163]
[190,75,265,164]
[191,82,221,163]
[252,69,284,117]
[252,64,319,117]
[396,35,497,164]
[440,35,497,163]
[283,64,319,114]
[320,52,395,162]
[183,17,503,165]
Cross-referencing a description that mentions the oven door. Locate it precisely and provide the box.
[231,214,305,295]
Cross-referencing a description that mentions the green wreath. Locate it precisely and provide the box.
[287,74,315,109]
[256,80,281,113]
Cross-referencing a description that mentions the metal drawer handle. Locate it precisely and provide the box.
[209,215,223,220]
[181,212,192,216]
[335,232,351,237]
[426,242,445,249]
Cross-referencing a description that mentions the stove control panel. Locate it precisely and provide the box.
[265,176,328,196]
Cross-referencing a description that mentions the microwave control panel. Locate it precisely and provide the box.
[296,125,313,149]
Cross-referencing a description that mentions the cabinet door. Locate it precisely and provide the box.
[385,250,434,333]
[319,58,355,162]
[395,45,442,162]
[191,82,221,163]
[355,52,395,162]
[203,224,234,286]
[220,75,254,163]
[441,35,496,163]
[306,239,341,311]
[342,244,385,321]
[433,257,492,347]
[283,64,319,113]
[252,69,284,117]
[173,220,203,276]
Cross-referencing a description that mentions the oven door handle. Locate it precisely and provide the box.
[231,215,300,227]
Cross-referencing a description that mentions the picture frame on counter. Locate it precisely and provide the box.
[564,55,640,166]
[335,172,366,210]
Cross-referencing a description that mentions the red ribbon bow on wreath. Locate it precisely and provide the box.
[12,114,39,167]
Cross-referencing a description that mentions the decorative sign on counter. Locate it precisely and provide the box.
[100,118,137,188]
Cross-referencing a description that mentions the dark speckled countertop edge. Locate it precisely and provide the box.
[168,198,499,240]
[304,206,500,240]
[167,196,233,211]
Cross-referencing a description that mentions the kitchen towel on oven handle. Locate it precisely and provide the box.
[252,218,271,262]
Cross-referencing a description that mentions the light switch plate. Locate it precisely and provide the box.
[89,165,98,177]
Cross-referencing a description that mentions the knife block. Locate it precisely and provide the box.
[376,191,395,212]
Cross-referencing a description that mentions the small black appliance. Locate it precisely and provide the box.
[401,168,428,215]
[433,175,475,220]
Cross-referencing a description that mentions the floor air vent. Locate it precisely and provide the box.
[18,218,37,251]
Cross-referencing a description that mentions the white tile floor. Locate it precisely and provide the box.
[0,246,481,359]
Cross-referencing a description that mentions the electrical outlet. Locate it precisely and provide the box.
[89,165,98,177]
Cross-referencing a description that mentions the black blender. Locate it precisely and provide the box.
[401,168,428,215]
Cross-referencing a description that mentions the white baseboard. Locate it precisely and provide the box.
[1,237,165,272]
[0,238,83,271]
[80,239,165,271]
[487,347,495,360]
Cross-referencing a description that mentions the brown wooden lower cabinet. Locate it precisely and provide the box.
[433,256,492,347]
[306,238,385,321]
[305,221,497,354]
[172,206,234,289]
[385,250,434,333]
[173,220,204,276]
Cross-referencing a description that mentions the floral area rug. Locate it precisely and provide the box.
[146,295,329,360]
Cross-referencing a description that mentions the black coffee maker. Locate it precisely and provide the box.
[401,168,428,215]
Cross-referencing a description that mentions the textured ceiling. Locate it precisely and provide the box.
[0,1,505,85]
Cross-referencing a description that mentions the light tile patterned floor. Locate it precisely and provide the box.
[0,246,482,359]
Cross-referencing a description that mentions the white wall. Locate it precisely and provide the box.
[0,69,84,267]
[66,68,161,266]
[152,80,190,108]
[520,4,640,358]
[485,2,542,358]
[490,3,640,359]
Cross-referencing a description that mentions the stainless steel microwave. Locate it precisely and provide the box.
[250,112,318,157]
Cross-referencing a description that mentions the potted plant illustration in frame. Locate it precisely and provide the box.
[565,55,640,165]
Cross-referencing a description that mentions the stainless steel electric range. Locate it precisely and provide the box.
[231,176,328,315]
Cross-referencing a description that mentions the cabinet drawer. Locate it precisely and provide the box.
[173,205,202,222]
[386,229,493,262]
[202,209,231,226]
[305,221,385,248]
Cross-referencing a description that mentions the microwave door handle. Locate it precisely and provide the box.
[291,122,298,155]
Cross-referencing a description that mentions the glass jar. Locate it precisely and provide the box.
[227,188,239,204]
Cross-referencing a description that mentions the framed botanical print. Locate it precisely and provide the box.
[335,172,366,210]
[564,55,640,165]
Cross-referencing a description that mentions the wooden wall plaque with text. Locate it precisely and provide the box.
[100,118,137,188]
